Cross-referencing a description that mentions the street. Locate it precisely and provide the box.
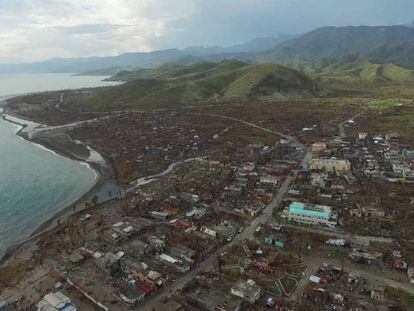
[141,136,312,310]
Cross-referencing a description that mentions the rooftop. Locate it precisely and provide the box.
[231,279,261,302]
[37,292,76,311]
[289,202,331,219]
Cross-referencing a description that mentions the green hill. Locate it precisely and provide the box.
[224,63,317,99]
[380,63,414,81]
[64,60,319,111]
[288,58,414,86]
[110,60,248,81]
[260,26,414,68]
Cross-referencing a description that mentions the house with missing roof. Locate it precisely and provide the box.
[231,279,261,304]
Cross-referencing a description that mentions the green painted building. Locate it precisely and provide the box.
[264,236,284,248]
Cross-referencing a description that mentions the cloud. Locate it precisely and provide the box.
[150,0,414,50]
[0,0,413,62]
[0,0,195,62]
[51,24,128,35]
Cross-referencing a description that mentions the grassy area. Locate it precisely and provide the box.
[110,60,248,81]
[279,276,298,294]
[217,127,278,147]
[368,99,411,110]
[288,58,414,97]
[228,245,248,259]
[288,264,307,277]
[385,286,414,308]
[382,63,414,81]
[63,60,320,112]
[261,280,282,297]
[224,63,317,98]
[386,112,414,121]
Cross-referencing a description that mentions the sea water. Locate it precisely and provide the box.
[0,73,119,257]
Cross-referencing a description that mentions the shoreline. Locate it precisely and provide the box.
[0,100,116,264]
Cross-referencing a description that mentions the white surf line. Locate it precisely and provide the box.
[0,110,103,174]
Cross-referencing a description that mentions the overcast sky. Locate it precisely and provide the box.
[1,0,413,63]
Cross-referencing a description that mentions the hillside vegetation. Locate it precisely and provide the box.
[289,58,414,86]
[260,26,414,68]
[64,60,319,111]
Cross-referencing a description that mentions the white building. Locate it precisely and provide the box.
[158,253,181,265]
[231,279,261,303]
[37,292,76,311]
[326,239,346,246]
[309,158,351,172]
[359,132,368,140]
[260,175,279,186]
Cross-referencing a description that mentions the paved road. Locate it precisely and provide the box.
[127,157,207,192]
[138,114,408,310]
[141,144,312,310]
[140,115,311,310]
[197,113,301,146]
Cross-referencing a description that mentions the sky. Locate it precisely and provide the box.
[0,0,413,63]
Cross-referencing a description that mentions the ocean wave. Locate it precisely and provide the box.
[31,142,61,156]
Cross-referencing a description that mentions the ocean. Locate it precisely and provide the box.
[0,73,119,257]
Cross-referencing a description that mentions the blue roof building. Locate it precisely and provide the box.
[289,202,330,219]
[282,202,336,228]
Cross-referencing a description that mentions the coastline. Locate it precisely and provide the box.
[0,99,116,264]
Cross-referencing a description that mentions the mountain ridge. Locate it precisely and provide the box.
[259,25,414,68]
[0,35,294,74]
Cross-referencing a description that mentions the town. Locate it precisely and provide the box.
[1,96,414,311]
[2,1,414,310]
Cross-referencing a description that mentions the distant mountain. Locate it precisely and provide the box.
[0,34,295,74]
[0,49,189,74]
[109,60,248,81]
[260,26,414,68]
[368,40,414,68]
[63,60,318,111]
[6,25,414,74]
[182,34,298,56]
